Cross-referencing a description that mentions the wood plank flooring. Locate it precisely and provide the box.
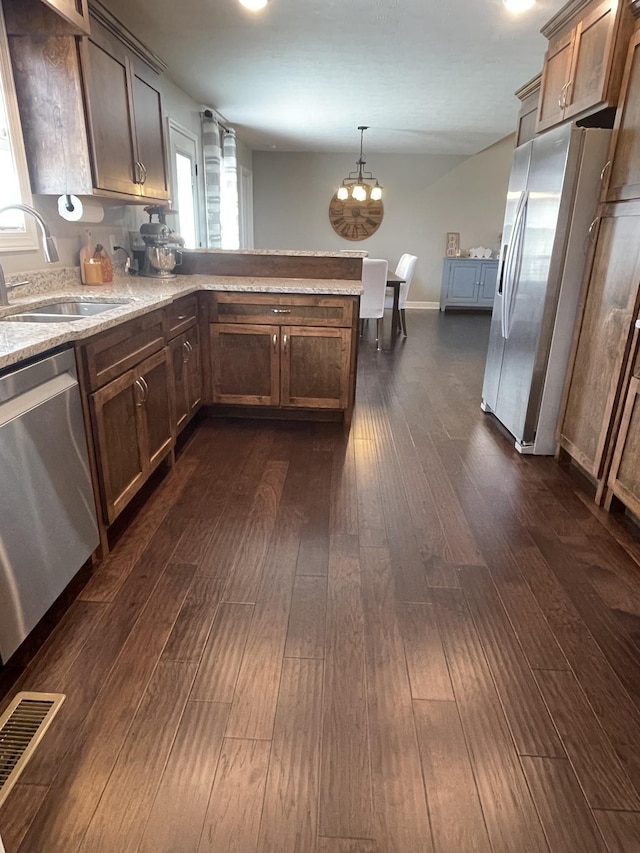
[4,311,640,851]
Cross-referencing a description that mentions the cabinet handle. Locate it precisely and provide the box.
[272,333,278,352]
[185,340,193,353]
[600,160,611,184]
[564,80,571,108]
[139,375,149,403]
[282,333,288,352]
[182,340,190,363]
[139,162,147,185]
[134,160,141,184]
[271,308,291,314]
[587,216,600,242]
[559,81,570,109]
[177,314,187,321]
[134,378,144,406]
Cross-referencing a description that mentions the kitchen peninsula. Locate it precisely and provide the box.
[0,249,363,553]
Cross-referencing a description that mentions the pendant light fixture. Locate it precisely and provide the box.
[336,126,383,202]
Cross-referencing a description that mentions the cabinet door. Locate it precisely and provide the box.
[280,326,351,410]
[138,348,173,469]
[447,262,481,305]
[565,0,616,119]
[185,324,202,417]
[83,40,137,196]
[169,334,189,434]
[131,69,170,200]
[478,262,498,308]
[90,367,145,524]
[44,0,90,33]
[211,324,280,406]
[607,375,640,514]
[537,30,574,132]
[560,208,640,478]
[605,31,640,202]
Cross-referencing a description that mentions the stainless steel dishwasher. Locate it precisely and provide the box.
[0,348,99,663]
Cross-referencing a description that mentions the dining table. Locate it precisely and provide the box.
[386,272,405,339]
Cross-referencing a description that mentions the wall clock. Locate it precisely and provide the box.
[328,194,384,241]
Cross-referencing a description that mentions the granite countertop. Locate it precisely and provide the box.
[0,271,363,371]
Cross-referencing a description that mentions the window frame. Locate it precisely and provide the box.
[0,7,38,254]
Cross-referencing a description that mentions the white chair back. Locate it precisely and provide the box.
[360,258,388,320]
[394,253,418,308]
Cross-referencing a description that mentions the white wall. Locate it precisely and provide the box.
[253,136,515,304]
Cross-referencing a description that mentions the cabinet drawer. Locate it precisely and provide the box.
[80,309,166,391]
[210,293,354,328]
[167,295,198,339]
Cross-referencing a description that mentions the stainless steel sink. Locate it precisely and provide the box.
[4,300,129,322]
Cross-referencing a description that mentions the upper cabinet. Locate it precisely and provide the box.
[515,74,542,146]
[602,27,640,201]
[536,0,634,133]
[3,0,91,36]
[5,0,169,203]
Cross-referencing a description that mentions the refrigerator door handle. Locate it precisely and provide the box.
[503,190,529,340]
[501,191,527,339]
[498,245,507,295]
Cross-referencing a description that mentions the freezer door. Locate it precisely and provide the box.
[492,124,578,444]
[481,141,531,413]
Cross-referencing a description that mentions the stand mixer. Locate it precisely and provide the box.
[138,207,184,279]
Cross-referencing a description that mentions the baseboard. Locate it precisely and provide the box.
[405,301,440,310]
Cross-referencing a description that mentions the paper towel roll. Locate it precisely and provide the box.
[57,194,104,223]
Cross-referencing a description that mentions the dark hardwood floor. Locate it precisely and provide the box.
[4,310,640,851]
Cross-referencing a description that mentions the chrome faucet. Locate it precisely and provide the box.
[0,203,59,306]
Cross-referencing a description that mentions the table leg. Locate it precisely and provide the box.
[391,284,400,338]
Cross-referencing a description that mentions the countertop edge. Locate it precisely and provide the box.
[0,274,363,371]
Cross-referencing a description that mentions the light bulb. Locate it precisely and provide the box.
[239,0,268,10]
[352,185,367,202]
[337,186,349,200]
[370,186,382,201]
[503,0,535,11]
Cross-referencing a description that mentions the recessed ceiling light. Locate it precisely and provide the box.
[503,0,535,11]
[239,0,269,10]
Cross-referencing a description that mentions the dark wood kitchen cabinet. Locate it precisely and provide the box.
[3,0,90,35]
[89,348,172,524]
[536,0,633,133]
[558,201,640,491]
[76,309,172,529]
[208,293,357,417]
[167,296,202,434]
[6,7,169,201]
[602,30,640,202]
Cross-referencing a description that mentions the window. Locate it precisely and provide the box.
[167,119,201,249]
[0,9,37,252]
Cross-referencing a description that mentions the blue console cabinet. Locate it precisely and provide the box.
[440,258,499,311]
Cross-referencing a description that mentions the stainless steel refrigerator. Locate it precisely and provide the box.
[481,123,611,454]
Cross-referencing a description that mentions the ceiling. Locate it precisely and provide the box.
[101,0,567,156]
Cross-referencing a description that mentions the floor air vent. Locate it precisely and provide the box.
[0,692,65,807]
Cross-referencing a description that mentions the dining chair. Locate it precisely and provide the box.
[385,253,418,337]
[359,258,389,350]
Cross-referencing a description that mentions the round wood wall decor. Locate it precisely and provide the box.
[328,194,384,241]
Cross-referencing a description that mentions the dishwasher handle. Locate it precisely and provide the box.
[0,372,77,428]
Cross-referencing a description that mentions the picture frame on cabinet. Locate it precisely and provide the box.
[445,232,460,258]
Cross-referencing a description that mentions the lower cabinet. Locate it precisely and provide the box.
[169,323,202,433]
[440,258,498,311]
[607,373,640,514]
[211,324,351,410]
[89,348,172,524]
